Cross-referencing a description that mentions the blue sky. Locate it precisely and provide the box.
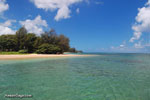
[0,0,150,53]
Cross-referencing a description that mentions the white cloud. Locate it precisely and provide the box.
[0,0,15,35]
[0,0,9,14]
[109,45,144,53]
[0,20,16,27]
[119,41,126,48]
[108,41,127,52]
[76,8,80,14]
[19,15,48,35]
[134,40,144,48]
[30,0,83,21]
[109,39,150,53]
[95,1,103,5]
[119,44,125,48]
[55,6,71,21]
[146,0,150,5]
[0,26,15,35]
[0,20,16,35]
[130,0,150,42]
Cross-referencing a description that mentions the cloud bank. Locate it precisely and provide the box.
[76,8,80,14]
[0,20,16,35]
[20,15,48,35]
[0,0,9,14]
[130,0,150,42]
[0,0,16,35]
[30,0,83,21]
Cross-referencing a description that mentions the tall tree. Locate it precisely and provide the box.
[58,34,70,52]
[41,29,58,45]
[0,35,17,51]
[16,27,27,50]
[25,33,37,53]
[34,36,42,50]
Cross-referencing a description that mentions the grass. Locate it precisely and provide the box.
[0,52,29,55]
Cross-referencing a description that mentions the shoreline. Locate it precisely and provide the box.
[0,54,94,60]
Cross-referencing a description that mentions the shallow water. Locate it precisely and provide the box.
[0,53,150,100]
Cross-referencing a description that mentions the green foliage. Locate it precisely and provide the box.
[0,35,17,51]
[0,52,21,55]
[41,29,58,44]
[34,37,42,49]
[36,43,61,54]
[69,48,76,52]
[0,27,78,54]
[25,33,37,53]
[69,48,83,53]
[18,50,28,54]
[40,29,70,53]
[16,27,27,50]
[57,34,70,52]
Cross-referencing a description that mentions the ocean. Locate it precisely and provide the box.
[0,53,150,100]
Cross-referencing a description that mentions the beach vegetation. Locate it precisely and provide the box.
[36,43,61,54]
[18,50,28,54]
[0,52,23,55]
[0,27,79,54]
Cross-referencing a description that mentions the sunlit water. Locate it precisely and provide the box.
[0,53,150,100]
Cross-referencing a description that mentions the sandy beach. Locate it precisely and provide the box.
[0,54,92,60]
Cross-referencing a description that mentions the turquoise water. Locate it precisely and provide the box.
[0,53,150,100]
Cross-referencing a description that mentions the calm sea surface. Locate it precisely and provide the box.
[0,53,150,100]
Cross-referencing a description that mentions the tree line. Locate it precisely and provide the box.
[0,27,81,54]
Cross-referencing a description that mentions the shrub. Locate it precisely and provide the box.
[19,50,28,54]
[36,43,62,54]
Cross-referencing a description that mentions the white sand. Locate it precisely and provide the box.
[0,54,92,60]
